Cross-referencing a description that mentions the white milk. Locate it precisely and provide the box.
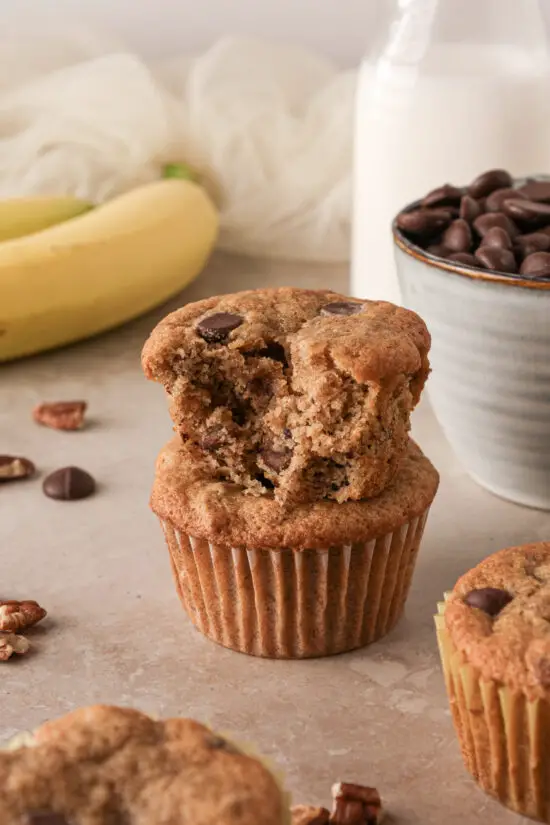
[352,44,550,305]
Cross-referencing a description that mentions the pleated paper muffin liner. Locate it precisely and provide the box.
[435,598,550,823]
[158,508,431,659]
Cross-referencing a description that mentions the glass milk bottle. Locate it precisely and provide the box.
[352,0,550,305]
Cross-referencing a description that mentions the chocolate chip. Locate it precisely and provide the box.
[200,426,226,451]
[24,814,71,825]
[421,184,463,208]
[517,180,550,203]
[441,219,472,253]
[321,302,363,317]
[463,587,513,616]
[396,208,453,239]
[261,448,292,473]
[0,455,35,482]
[474,212,519,239]
[459,195,483,222]
[446,252,477,266]
[475,246,517,274]
[520,252,550,278]
[503,198,550,227]
[197,312,243,343]
[468,169,513,199]
[514,232,550,259]
[426,243,449,258]
[42,467,96,501]
[485,187,526,213]
[481,227,512,250]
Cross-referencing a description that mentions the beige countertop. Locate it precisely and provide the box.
[1,252,546,824]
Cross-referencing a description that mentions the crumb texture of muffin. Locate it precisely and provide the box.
[142,287,431,504]
[436,543,550,823]
[152,437,438,657]
[151,436,439,551]
[0,705,286,825]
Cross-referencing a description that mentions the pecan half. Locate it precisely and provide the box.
[0,456,35,482]
[292,806,330,825]
[330,783,383,825]
[0,600,47,633]
[33,401,87,431]
[0,633,30,661]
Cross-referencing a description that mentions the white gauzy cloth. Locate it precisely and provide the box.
[0,26,355,262]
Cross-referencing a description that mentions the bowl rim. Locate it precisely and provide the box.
[392,178,550,291]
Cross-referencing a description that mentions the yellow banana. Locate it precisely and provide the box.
[0,195,93,242]
[0,179,218,362]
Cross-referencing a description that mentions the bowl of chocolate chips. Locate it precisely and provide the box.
[393,169,550,510]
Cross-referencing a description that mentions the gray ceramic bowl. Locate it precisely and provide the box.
[393,195,550,510]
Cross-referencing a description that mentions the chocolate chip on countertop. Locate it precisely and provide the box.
[464,587,513,616]
[480,226,512,250]
[321,301,363,317]
[475,246,517,274]
[261,448,293,473]
[446,252,477,266]
[474,212,519,240]
[396,208,453,239]
[441,219,472,253]
[517,180,550,203]
[421,184,463,208]
[196,312,243,343]
[24,814,72,825]
[459,195,483,223]
[0,455,35,482]
[503,198,550,227]
[468,169,513,199]
[42,467,96,501]
[520,251,550,278]
[485,187,526,213]
[514,232,550,259]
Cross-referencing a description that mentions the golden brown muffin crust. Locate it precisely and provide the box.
[0,705,285,825]
[141,288,431,505]
[445,543,550,700]
[151,437,439,550]
[142,287,430,387]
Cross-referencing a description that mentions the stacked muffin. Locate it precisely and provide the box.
[142,287,439,657]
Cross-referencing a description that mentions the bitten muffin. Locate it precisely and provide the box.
[435,543,550,823]
[151,436,439,658]
[0,705,289,825]
[142,287,431,504]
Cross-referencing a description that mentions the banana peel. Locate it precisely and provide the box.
[0,196,93,242]
[0,178,219,362]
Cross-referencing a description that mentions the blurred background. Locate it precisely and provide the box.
[2,0,389,65]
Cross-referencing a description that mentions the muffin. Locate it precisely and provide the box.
[0,705,289,824]
[151,436,439,658]
[435,543,550,822]
[142,287,431,505]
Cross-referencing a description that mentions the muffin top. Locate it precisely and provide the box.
[445,543,550,700]
[142,287,430,397]
[151,437,439,550]
[0,705,287,825]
